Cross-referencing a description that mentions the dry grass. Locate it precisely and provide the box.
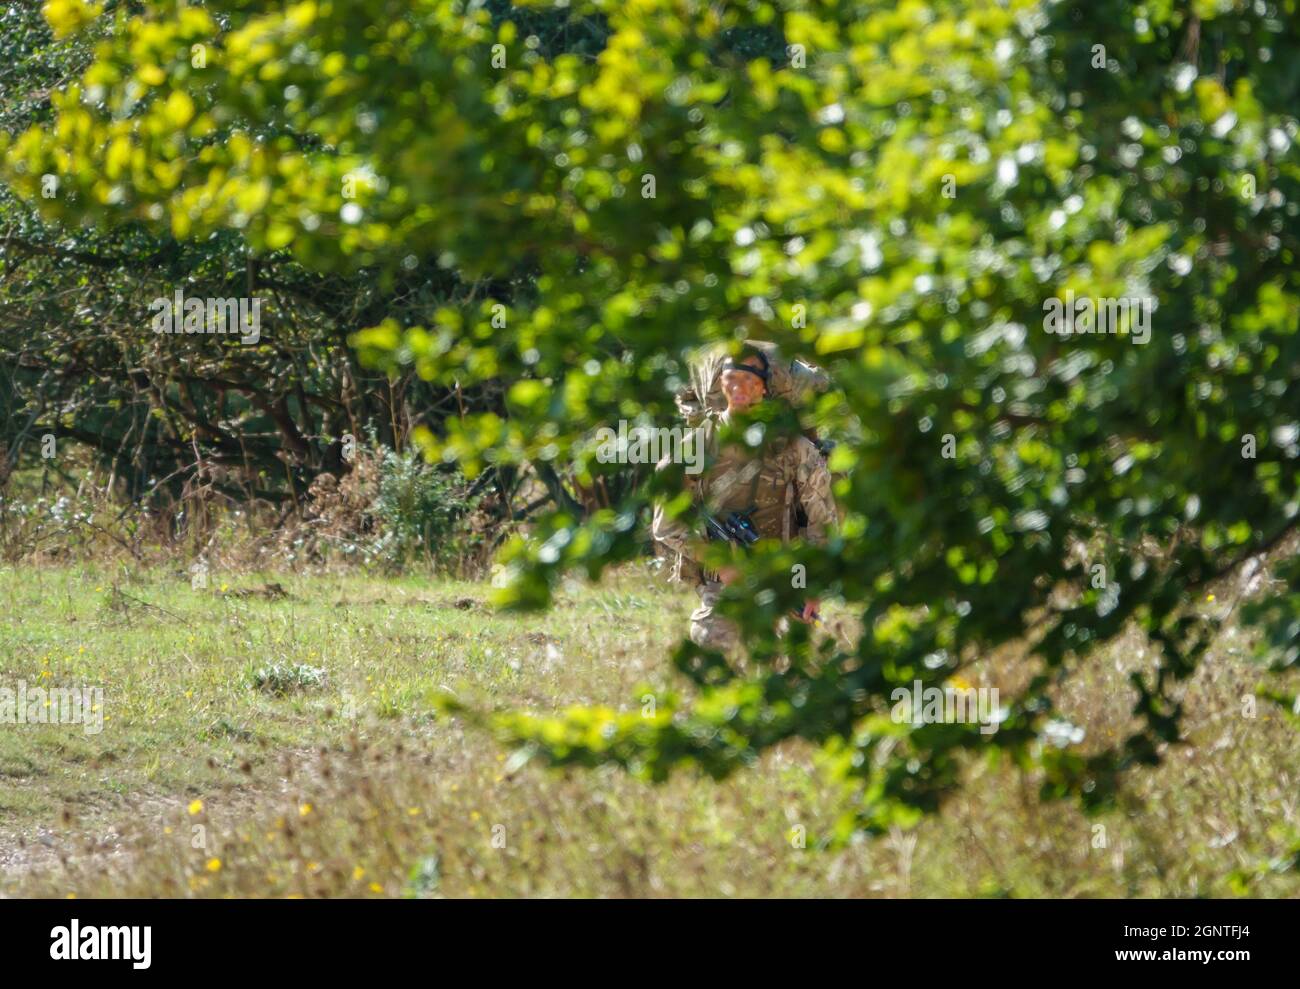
[0,561,1296,898]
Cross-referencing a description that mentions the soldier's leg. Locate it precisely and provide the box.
[689,580,741,654]
[690,612,742,653]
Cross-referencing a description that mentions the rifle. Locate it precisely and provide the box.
[701,509,819,624]
[702,509,761,548]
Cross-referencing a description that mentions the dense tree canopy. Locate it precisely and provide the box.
[4,0,1298,836]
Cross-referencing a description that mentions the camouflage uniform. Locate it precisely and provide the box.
[664,339,831,588]
[652,411,838,653]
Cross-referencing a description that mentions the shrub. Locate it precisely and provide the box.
[371,449,481,571]
[247,663,328,697]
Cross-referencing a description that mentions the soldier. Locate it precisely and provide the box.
[652,346,838,654]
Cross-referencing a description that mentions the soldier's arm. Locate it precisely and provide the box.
[651,449,702,561]
[653,414,719,564]
[674,384,706,426]
[792,437,837,544]
[651,498,696,559]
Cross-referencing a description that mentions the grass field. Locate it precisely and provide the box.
[1,562,1297,898]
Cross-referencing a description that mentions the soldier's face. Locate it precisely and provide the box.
[720,359,766,411]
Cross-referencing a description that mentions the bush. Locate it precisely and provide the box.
[289,444,485,574]
[371,449,482,571]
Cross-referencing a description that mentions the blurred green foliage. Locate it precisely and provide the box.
[4,0,1298,837]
